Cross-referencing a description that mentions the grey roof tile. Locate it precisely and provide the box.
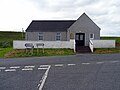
[26,20,76,32]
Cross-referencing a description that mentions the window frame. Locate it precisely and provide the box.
[89,33,94,39]
[56,32,61,41]
[38,32,44,40]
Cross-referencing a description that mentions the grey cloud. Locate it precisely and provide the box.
[74,0,100,6]
[29,0,120,36]
[29,0,78,12]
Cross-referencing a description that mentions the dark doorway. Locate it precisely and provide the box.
[75,33,85,46]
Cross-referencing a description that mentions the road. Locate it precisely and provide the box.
[0,54,120,90]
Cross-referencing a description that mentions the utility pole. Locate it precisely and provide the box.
[22,28,24,39]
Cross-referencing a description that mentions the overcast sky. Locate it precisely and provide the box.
[0,0,120,36]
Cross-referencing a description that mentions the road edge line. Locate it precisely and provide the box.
[38,65,51,90]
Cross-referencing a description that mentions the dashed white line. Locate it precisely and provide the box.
[109,61,119,63]
[10,66,20,69]
[24,66,35,68]
[96,62,104,64]
[22,68,33,71]
[82,63,90,65]
[68,64,76,66]
[55,64,63,67]
[40,65,50,67]
[38,68,48,70]
[5,69,16,72]
[0,67,6,69]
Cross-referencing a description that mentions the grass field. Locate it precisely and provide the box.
[0,31,25,48]
[0,31,25,41]
[100,37,120,43]
[0,31,25,57]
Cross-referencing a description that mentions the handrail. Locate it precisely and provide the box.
[89,40,94,52]
[89,40,93,45]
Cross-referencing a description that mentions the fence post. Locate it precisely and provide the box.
[25,43,34,54]
[36,43,44,54]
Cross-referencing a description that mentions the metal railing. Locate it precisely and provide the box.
[89,40,94,52]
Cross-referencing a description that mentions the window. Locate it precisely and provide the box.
[56,32,61,41]
[38,32,43,40]
[89,33,94,39]
[80,35,83,40]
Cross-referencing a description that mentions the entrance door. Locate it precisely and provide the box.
[75,33,85,46]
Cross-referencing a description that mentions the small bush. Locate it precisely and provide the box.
[0,41,12,48]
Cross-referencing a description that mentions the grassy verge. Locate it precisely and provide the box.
[3,48,75,58]
[0,48,13,58]
[94,48,120,54]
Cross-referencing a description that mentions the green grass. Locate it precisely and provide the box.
[100,37,120,43]
[0,31,24,57]
[4,48,75,58]
[0,31,25,42]
[0,48,13,57]
[94,48,120,54]
[0,31,25,48]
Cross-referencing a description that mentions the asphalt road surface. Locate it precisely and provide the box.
[0,54,120,90]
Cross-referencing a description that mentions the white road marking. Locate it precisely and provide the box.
[40,65,50,67]
[38,68,48,70]
[0,67,6,69]
[82,63,90,65]
[68,64,76,66]
[55,64,63,67]
[5,69,16,72]
[24,66,35,68]
[22,68,33,71]
[96,62,104,64]
[10,66,20,69]
[109,61,119,63]
[39,65,51,90]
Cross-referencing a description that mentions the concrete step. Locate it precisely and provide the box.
[76,46,91,53]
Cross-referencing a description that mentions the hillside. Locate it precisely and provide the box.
[0,31,25,48]
[100,37,120,43]
[0,31,25,41]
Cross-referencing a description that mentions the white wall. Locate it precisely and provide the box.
[92,40,115,48]
[13,40,75,50]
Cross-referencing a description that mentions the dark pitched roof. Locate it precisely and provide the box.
[26,20,76,32]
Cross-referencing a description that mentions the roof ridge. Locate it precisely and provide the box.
[32,20,76,22]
